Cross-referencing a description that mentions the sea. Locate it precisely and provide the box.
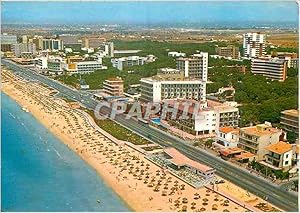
[1,93,130,212]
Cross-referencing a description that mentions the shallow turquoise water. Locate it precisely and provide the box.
[1,93,130,212]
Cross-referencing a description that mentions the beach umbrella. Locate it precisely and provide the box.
[212,204,218,209]
[200,207,206,212]
[181,205,187,212]
[223,209,229,212]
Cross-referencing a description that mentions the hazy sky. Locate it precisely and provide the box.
[1,1,298,26]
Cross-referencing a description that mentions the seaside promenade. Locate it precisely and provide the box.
[1,69,279,212]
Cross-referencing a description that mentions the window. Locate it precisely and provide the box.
[285,161,289,165]
[285,154,289,158]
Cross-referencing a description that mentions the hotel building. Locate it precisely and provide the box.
[103,78,124,96]
[140,76,206,103]
[42,38,63,51]
[216,45,240,59]
[280,109,299,136]
[162,100,239,136]
[251,58,287,81]
[238,122,283,160]
[243,32,266,58]
[176,52,208,81]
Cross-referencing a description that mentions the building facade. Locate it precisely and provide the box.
[140,77,206,103]
[176,52,208,81]
[280,109,299,136]
[251,58,287,81]
[111,55,155,71]
[213,127,239,149]
[261,141,293,172]
[42,38,63,51]
[216,45,240,59]
[12,43,36,57]
[238,122,283,160]
[243,32,266,58]
[103,78,124,96]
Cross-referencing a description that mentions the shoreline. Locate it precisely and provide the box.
[1,69,278,212]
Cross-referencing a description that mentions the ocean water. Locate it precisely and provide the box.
[1,93,130,212]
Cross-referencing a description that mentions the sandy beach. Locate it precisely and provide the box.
[1,68,279,212]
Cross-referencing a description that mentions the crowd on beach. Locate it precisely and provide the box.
[2,68,279,212]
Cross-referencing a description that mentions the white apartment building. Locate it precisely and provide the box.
[76,61,107,74]
[35,56,48,70]
[98,42,114,57]
[260,141,293,172]
[48,58,67,75]
[176,52,208,81]
[251,58,287,81]
[163,100,239,136]
[140,77,206,103]
[243,32,266,58]
[168,51,186,57]
[213,127,239,150]
[111,55,156,71]
[12,43,36,57]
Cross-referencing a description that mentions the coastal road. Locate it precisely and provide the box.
[2,59,298,212]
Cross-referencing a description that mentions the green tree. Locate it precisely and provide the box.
[287,131,297,144]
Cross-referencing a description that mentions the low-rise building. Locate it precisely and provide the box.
[260,141,293,171]
[213,126,239,149]
[290,58,299,69]
[76,61,107,74]
[168,51,186,57]
[238,122,283,161]
[280,109,299,137]
[251,58,287,81]
[103,78,124,96]
[111,55,156,70]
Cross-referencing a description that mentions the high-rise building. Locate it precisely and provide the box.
[243,32,266,58]
[98,42,114,57]
[12,43,36,57]
[32,36,44,50]
[22,35,28,43]
[216,45,240,59]
[176,52,208,81]
[140,76,206,103]
[251,58,287,81]
[42,38,63,51]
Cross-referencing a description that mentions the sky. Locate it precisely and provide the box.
[1,1,299,27]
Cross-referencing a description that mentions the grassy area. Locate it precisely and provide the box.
[96,119,150,145]
[85,109,150,145]
[141,146,162,151]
